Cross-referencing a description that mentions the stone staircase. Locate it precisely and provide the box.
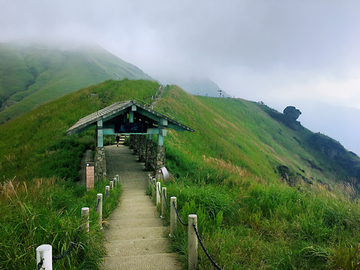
[100,145,182,270]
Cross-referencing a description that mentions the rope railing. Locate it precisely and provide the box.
[36,178,117,269]
[192,223,222,270]
[173,201,188,226]
[52,218,83,261]
[153,177,223,270]
[95,197,100,212]
[163,189,170,207]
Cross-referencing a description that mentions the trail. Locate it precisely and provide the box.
[100,143,182,270]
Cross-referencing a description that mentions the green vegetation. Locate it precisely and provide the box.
[0,42,153,124]
[2,79,360,269]
[154,85,360,269]
[0,79,159,269]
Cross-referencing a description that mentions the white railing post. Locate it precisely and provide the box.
[161,187,166,218]
[170,197,177,236]
[97,193,103,228]
[156,181,161,205]
[113,177,117,188]
[110,181,114,190]
[188,214,198,270]
[36,244,52,270]
[105,186,110,200]
[82,207,89,233]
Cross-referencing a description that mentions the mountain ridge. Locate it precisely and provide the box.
[0,41,154,124]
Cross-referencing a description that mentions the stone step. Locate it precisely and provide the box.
[107,218,163,228]
[104,226,167,241]
[104,238,170,257]
[119,201,154,209]
[109,211,159,220]
[101,253,182,270]
[114,205,157,214]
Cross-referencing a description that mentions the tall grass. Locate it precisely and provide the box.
[0,79,159,269]
[0,177,121,270]
[155,85,360,269]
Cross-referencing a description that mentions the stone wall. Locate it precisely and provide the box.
[156,145,165,169]
[138,135,147,162]
[95,147,106,180]
[146,138,155,170]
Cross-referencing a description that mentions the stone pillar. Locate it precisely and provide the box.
[133,135,140,155]
[129,135,135,149]
[156,145,165,169]
[138,135,147,162]
[145,135,154,170]
[95,147,106,180]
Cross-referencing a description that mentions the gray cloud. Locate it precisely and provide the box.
[1,0,360,154]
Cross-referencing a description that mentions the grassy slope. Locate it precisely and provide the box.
[155,86,360,269]
[0,42,154,124]
[2,81,360,269]
[0,79,159,269]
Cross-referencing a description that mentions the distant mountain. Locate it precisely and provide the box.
[0,41,154,124]
[167,76,231,98]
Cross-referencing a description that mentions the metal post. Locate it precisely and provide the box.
[36,244,52,270]
[156,182,161,206]
[97,193,103,228]
[188,214,198,270]
[161,187,166,218]
[110,180,114,190]
[170,197,177,236]
[81,207,90,233]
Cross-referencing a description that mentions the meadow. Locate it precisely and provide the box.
[0,79,159,269]
[1,80,360,269]
[155,85,360,269]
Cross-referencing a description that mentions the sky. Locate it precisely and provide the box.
[1,0,360,154]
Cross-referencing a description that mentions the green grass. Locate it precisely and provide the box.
[0,79,159,269]
[154,85,360,269]
[2,80,360,269]
[0,42,153,124]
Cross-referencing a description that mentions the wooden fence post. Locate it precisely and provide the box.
[105,186,110,200]
[97,193,103,228]
[170,197,177,236]
[161,187,166,218]
[36,244,52,270]
[82,207,89,233]
[156,181,161,206]
[188,214,198,270]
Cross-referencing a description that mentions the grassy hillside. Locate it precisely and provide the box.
[1,80,360,269]
[0,42,154,124]
[0,79,159,269]
[154,85,360,269]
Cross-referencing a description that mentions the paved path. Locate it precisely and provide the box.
[101,144,182,270]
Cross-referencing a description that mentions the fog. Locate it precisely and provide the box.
[1,0,360,154]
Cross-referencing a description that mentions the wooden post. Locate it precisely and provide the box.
[161,187,166,218]
[82,207,90,233]
[188,214,198,270]
[97,193,103,228]
[156,181,161,206]
[36,244,52,270]
[170,197,177,236]
[105,186,110,200]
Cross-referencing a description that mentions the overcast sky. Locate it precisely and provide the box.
[1,0,360,154]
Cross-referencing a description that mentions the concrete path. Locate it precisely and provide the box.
[101,144,182,270]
